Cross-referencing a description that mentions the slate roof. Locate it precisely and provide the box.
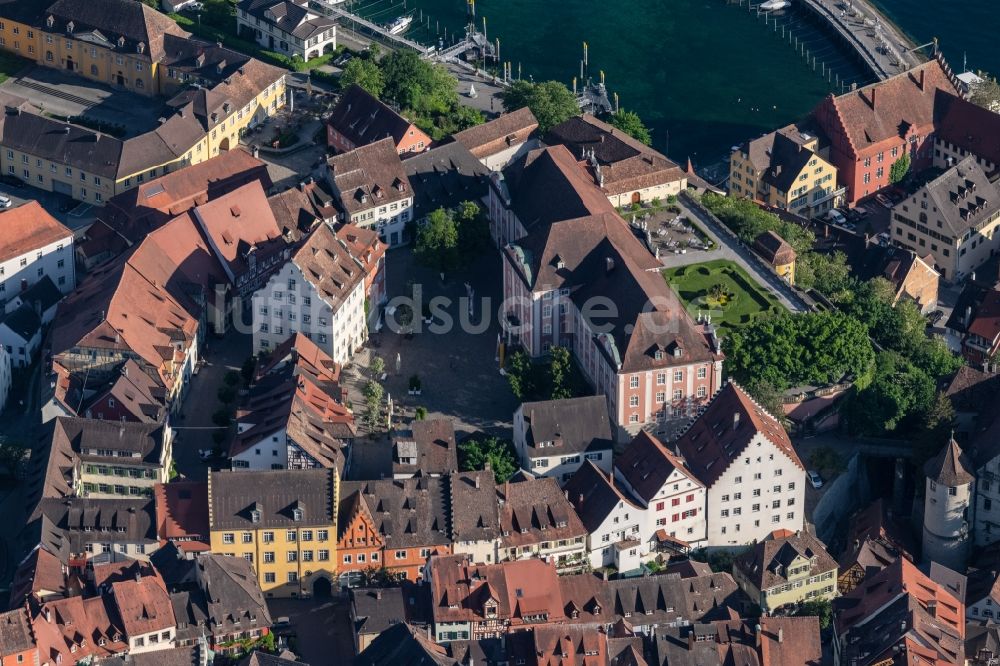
[391,419,457,476]
[673,382,802,488]
[544,114,685,197]
[51,416,164,467]
[16,275,64,313]
[347,476,451,550]
[452,106,538,159]
[327,85,418,150]
[498,476,587,548]
[0,608,35,656]
[208,468,337,529]
[352,586,409,639]
[914,155,1000,240]
[355,622,457,666]
[651,616,822,666]
[924,435,975,486]
[943,365,1000,414]
[25,497,156,560]
[169,554,271,641]
[734,530,837,592]
[0,304,41,342]
[327,137,410,216]
[607,572,748,627]
[448,471,501,545]
[615,431,703,504]
[564,460,641,533]
[0,200,72,264]
[518,395,614,456]
[237,0,335,41]
[82,360,167,423]
[401,141,489,221]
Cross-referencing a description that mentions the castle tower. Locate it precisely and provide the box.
[922,435,974,571]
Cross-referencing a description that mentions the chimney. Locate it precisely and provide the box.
[778,628,783,643]
[474,475,480,489]
[918,68,925,90]
[687,630,696,651]
[870,87,877,109]
[601,569,609,581]
[965,306,973,327]
[375,589,382,600]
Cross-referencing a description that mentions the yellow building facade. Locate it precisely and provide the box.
[733,532,839,613]
[0,0,286,203]
[730,125,844,219]
[208,468,340,598]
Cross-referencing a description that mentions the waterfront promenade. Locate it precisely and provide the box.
[800,0,922,79]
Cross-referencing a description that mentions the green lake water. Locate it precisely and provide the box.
[350,0,998,164]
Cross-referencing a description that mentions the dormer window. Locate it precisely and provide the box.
[66,21,74,34]
[293,507,303,521]
[251,509,261,523]
[117,36,125,48]
[46,15,54,28]
[137,42,145,54]
[654,350,664,360]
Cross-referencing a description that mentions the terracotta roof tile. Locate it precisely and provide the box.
[453,107,538,159]
[0,201,73,264]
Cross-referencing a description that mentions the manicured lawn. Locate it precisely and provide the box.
[0,51,31,85]
[664,259,785,332]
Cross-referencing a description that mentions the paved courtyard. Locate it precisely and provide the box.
[344,246,519,468]
[0,66,167,137]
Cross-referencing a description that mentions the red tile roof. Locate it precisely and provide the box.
[154,480,210,551]
[0,201,73,264]
[110,569,174,637]
[674,382,802,487]
[615,431,703,503]
[453,106,539,159]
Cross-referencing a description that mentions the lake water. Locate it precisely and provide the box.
[349,0,998,164]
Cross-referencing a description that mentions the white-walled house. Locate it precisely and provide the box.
[512,395,614,482]
[0,304,41,368]
[252,224,368,364]
[237,0,337,61]
[564,460,645,571]
[614,431,707,551]
[673,382,806,547]
[0,201,75,303]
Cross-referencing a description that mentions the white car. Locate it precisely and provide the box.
[827,210,847,225]
[0,195,11,209]
[808,470,824,489]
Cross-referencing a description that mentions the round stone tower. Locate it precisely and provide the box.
[922,435,974,571]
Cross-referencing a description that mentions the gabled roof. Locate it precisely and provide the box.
[51,416,164,466]
[110,569,174,637]
[391,419,458,476]
[917,155,1000,240]
[45,0,191,62]
[291,223,369,309]
[401,141,490,221]
[543,114,685,197]
[934,89,1000,174]
[615,431,703,503]
[356,622,458,666]
[813,59,959,156]
[154,480,210,550]
[449,471,501,544]
[734,530,837,592]
[327,137,410,216]
[673,382,802,488]
[518,395,614,456]
[452,106,538,159]
[564,460,641,533]
[237,0,335,40]
[924,435,974,486]
[0,608,35,656]
[0,201,73,264]
[754,230,796,266]
[498,476,587,548]
[349,477,451,550]
[208,468,337,529]
[327,85,420,150]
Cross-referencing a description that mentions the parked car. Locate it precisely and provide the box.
[808,470,824,489]
[927,310,945,326]
[875,193,893,208]
[854,205,870,218]
[827,209,847,225]
[0,195,11,209]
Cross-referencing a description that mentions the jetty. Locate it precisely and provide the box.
[314,0,432,54]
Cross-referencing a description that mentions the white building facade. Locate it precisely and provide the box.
[922,437,974,571]
[0,208,75,302]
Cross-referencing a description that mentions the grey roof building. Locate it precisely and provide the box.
[513,395,614,481]
[401,141,490,222]
[208,468,338,530]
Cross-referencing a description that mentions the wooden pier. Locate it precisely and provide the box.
[315,0,432,54]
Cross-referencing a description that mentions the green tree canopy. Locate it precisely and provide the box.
[701,192,814,253]
[501,80,580,132]
[725,311,875,391]
[969,72,1000,111]
[795,599,833,629]
[607,109,652,145]
[381,50,457,115]
[458,436,518,482]
[340,58,386,98]
[847,351,936,434]
[889,153,911,184]
[795,250,853,297]
[414,208,460,274]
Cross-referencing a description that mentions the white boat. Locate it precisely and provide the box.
[387,15,413,35]
[759,0,791,10]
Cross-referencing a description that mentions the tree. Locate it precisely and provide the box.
[889,153,911,184]
[549,346,574,399]
[700,192,814,253]
[913,391,956,468]
[362,380,384,432]
[847,351,935,434]
[505,350,535,400]
[725,311,875,392]
[455,201,491,260]
[969,72,1000,111]
[217,385,236,404]
[369,355,385,378]
[415,406,428,420]
[744,379,785,421]
[414,208,459,274]
[340,58,386,98]
[795,599,833,629]
[795,251,853,297]
[809,447,845,477]
[0,438,27,476]
[224,370,240,386]
[381,51,457,115]
[240,356,257,385]
[607,109,652,145]
[501,80,579,132]
[458,436,518,482]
